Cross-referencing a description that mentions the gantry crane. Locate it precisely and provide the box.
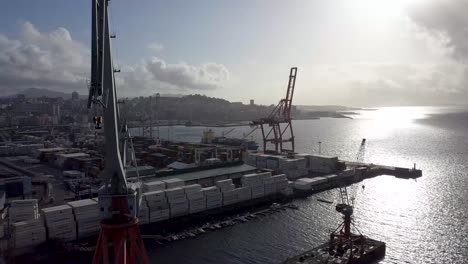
[329,138,367,261]
[252,67,297,154]
[88,0,149,263]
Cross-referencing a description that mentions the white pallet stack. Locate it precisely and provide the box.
[324,174,340,182]
[293,177,326,191]
[255,154,270,169]
[216,179,235,192]
[183,184,203,196]
[278,157,308,179]
[308,155,338,173]
[169,200,189,218]
[263,174,277,195]
[241,173,263,187]
[143,181,166,192]
[166,187,188,218]
[10,218,46,248]
[285,169,309,179]
[68,199,100,239]
[150,208,170,223]
[143,190,170,223]
[203,187,222,209]
[165,188,186,203]
[251,185,265,198]
[237,187,252,201]
[272,174,288,191]
[266,159,279,170]
[162,178,184,189]
[257,172,272,180]
[41,205,76,241]
[144,190,169,209]
[241,173,266,199]
[188,197,206,213]
[245,152,258,166]
[9,199,39,222]
[138,203,150,225]
[184,184,206,213]
[223,189,241,205]
[279,158,306,170]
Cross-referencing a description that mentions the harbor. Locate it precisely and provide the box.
[0,1,450,263]
[0,142,421,262]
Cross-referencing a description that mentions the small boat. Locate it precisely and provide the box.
[270,203,281,209]
[317,198,333,204]
[288,204,299,210]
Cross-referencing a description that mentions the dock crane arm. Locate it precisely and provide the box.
[253,67,298,153]
[89,1,149,263]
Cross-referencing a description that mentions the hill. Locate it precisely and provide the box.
[3,88,82,99]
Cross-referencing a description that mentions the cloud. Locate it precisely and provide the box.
[0,22,229,96]
[147,42,164,53]
[408,0,468,63]
[313,0,468,107]
[0,22,88,94]
[145,58,229,91]
[300,63,467,107]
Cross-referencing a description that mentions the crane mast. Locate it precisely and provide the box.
[253,67,297,153]
[90,0,127,195]
[89,0,149,263]
[329,139,367,261]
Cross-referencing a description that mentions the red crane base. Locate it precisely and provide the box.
[93,218,149,264]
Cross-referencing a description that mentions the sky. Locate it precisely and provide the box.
[0,0,467,107]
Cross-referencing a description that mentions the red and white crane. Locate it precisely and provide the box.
[88,0,149,263]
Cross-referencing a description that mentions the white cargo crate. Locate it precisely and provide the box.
[143,181,166,192]
[162,178,184,189]
[183,184,202,194]
[143,190,167,201]
[187,191,204,200]
[202,186,220,195]
[165,187,185,197]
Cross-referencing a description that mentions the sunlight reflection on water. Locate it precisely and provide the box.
[143,106,468,264]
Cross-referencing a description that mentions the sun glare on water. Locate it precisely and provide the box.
[354,107,429,139]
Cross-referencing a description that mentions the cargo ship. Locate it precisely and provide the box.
[201,129,259,150]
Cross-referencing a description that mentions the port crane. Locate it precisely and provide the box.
[329,138,367,262]
[252,67,297,154]
[88,0,149,263]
